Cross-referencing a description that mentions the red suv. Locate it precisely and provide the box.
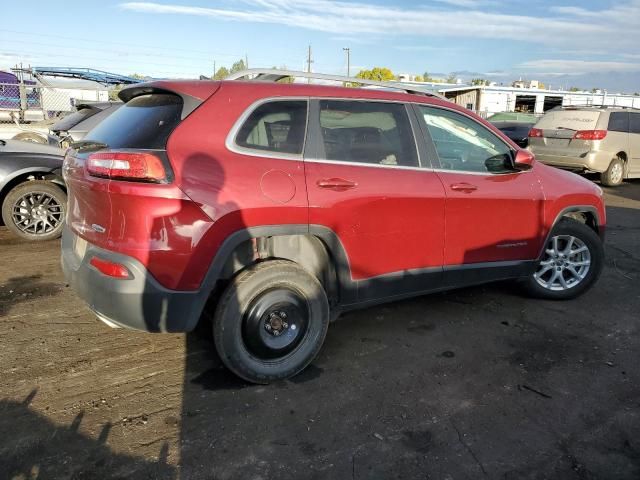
[62,71,605,384]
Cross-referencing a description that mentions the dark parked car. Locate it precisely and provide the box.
[50,101,122,148]
[62,70,605,384]
[0,139,66,241]
[11,102,122,147]
[489,120,536,148]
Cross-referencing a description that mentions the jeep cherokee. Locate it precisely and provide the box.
[62,70,606,384]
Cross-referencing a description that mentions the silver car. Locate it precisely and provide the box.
[528,106,640,186]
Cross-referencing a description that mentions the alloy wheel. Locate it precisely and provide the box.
[11,191,64,236]
[534,235,591,291]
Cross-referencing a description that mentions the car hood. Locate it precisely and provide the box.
[0,139,63,156]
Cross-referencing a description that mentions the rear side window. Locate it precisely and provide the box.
[608,112,629,133]
[318,100,418,167]
[235,100,308,155]
[84,94,183,149]
[630,113,640,134]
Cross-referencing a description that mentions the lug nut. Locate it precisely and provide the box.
[280,312,287,319]
[273,330,280,336]
[282,322,289,329]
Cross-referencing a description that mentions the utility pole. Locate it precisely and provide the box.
[245,54,249,69]
[213,60,216,78]
[342,47,351,78]
[306,45,314,83]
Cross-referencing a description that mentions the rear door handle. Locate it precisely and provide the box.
[450,182,478,193]
[317,178,357,191]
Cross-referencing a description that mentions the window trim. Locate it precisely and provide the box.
[226,96,310,160]
[306,97,424,170]
[412,103,526,176]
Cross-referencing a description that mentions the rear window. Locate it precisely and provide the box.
[84,94,183,149]
[535,110,600,130]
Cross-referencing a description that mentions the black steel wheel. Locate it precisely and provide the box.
[213,260,329,384]
[1,180,66,241]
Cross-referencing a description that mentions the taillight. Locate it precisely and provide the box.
[573,130,607,141]
[89,256,131,279]
[86,152,167,182]
[528,128,543,138]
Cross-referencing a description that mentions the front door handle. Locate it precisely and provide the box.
[450,182,478,193]
[317,178,357,191]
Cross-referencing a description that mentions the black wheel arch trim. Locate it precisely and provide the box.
[538,205,604,260]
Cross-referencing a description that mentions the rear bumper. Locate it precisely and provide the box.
[533,151,612,173]
[61,226,206,332]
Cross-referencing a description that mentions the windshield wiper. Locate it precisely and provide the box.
[70,140,109,152]
[0,139,6,146]
[557,126,577,131]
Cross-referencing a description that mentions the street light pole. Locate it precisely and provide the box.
[342,47,350,78]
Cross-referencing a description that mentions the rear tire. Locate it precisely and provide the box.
[213,260,330,384]
[523,218,603,300]
[12,132,48,144]
[600,157,624,187]
[1,181,66,241]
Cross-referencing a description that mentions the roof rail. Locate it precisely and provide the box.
[554,104,640,111]
[225,68,447,100]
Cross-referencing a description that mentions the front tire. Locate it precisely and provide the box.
[600,157,624,187]
[213,260,330,384]
[1,180,66,241]
[524,218,604,300]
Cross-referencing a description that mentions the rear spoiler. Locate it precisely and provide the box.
[119,81,221,119]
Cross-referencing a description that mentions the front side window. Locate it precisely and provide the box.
[235,100,308,154]
[419,106,514,174]
[608,112,629,133]
[318,100,418,167]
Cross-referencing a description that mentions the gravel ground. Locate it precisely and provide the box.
[1,183,639,480]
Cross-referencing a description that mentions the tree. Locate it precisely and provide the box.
[230,59,247,74]
[445,73,457,84]
[538,82,546,89]
[591,87,600,93]
[414,75,424,82]
[355,67,396,82]
[568,87,581,92]
[423,71,433,82]
[471,78,487,86]
[212,66,230,80]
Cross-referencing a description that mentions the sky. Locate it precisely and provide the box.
[1,0,639,92]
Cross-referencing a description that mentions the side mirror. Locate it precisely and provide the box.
[513,150,535,171]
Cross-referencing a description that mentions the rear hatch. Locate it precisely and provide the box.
[528,109,603,157]
[64,92,185,245]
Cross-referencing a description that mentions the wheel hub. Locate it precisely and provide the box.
[265,311,289,336]
[243,288,309,359]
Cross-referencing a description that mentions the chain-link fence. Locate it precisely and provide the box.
[0,82,111,140]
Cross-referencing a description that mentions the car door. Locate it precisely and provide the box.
[629,112,640,175]
[414,104,545,281]
[304,98,446,304]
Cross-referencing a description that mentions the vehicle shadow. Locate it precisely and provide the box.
[0,390,176,479]
[0,274,62,317]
